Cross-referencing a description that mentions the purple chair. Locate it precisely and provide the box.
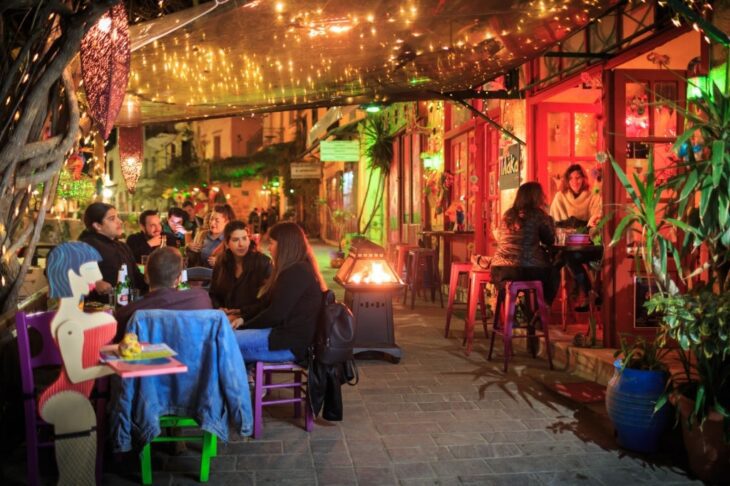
[15,310,108,486]
[252,361,314,439]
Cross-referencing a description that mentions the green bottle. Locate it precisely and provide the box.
[178,269,190,291]
[115,264,130,306]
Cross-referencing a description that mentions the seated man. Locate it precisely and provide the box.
[79,202,147,303]
[163,207,189,247]
[183,200,203,235]
[126,210,178,263]
[114,247,212,342]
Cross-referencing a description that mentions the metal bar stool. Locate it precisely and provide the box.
[488,280,553,372]
[444,261,472,338]
[403,248,443,309]
[463,269,491,355]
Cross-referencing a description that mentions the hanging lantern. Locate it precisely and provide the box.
[118,126,143,193]
[80,3,130,139]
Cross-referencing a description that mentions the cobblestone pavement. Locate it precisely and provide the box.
[105,294,698,486]
[2,244,701,485]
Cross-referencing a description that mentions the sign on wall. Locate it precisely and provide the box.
[320,140,360,162]
[291,163,322,179]
[499,143,521,190]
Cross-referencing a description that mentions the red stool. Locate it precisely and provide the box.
[488,280,553,372]
[403,248,443,309]
[394,244,417,281]
[444,262,472,338]
[463,270,491,355]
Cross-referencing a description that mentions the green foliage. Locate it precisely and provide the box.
[56,170,96,208]
[609,59,730,438]
[646,290,730,433]
[614,334,669,372]
[363,114,394,172]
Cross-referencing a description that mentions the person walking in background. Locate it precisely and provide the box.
[114,247,212,342]
[79,202,147,302]
[188,203,236,267]
[549,164,602,310]
[491,182,559,305]
[182,200,203,235]
[260,209,269,234]
[210,221,272,322]
[126,210,178,263]
[248,207,261,235]
[267,206,279,227]
[232,222,327,364]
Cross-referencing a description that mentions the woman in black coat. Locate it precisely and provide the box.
[233,222,327,363]
[209,220,272,321]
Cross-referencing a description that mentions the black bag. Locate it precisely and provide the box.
[315,290,355,365]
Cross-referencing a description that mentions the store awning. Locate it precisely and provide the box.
[123,0,619,125]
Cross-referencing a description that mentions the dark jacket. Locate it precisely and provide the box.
[244,261,322,360]
[491,209,555,268]
[126,231,178,264]
[209,250,272,319]
[79,230,148,302]
[114,287,212,342]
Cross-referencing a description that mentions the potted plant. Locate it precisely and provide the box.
[605,335,670,453]
[609,66,730,480]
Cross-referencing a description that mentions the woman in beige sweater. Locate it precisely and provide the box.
[549,164,602,310]
[549,164,601,228]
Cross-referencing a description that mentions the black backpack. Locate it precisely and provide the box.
[315,290,355,365]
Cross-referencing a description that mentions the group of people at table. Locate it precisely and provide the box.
[474,163,602,311]
[74,201,326,365]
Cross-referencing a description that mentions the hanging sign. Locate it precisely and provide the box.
[320,140,360,161]
[499,143,521,190]
[291,163,322,179]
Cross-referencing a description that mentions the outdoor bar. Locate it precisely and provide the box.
[1,0,729,484]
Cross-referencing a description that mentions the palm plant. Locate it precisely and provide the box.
[609,60,730,440]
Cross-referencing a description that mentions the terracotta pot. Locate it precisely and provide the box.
[675,395,730,483]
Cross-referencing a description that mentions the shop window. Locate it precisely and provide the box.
[625,83,650,138]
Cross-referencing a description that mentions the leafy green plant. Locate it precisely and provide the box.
[357,114,394,234]
[609,59,730,438]
[614,334,669,372]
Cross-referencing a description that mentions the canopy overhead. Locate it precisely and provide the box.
[122,0,617,125]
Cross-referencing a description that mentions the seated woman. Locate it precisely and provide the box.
[549,164,602,311]
[490,181,559,306]
[187,203,236,268]
[233,222,327,364]
[210,220,272,322]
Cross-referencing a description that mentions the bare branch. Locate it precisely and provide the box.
[17,135,63,161]
[15,68,78,187]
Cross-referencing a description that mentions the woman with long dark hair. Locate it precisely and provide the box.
[210,220,272,320]
[233,222,327,363]
[549,164,602,310]
[490,181,559,303]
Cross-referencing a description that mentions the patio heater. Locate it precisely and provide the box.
[334,238,404,363]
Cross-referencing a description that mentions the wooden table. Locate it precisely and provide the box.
[419,231,475,284]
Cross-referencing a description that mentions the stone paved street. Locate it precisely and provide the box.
[1,244,702,485]
[98,293,700,485]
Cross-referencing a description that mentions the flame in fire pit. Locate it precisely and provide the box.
[349,262,395,285]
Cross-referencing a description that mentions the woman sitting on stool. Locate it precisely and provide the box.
[549,164,602,311]
[232,222,327,364]
[490,181,559,306]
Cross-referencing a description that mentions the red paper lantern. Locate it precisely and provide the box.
[81,3,130,139]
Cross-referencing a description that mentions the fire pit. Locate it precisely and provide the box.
[334,238,404,363]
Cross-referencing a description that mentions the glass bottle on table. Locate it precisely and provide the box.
[115,264,130,307]
[178,269,190,291]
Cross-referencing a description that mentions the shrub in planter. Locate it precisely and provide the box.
[606,336,670,453]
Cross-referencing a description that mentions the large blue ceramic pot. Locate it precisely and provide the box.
[605,359,670,453]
